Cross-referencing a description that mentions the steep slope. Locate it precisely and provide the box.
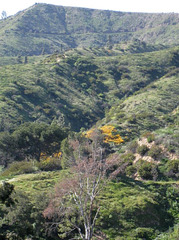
[103,71,179,138]
[0,3,179,56]
[0,43,178,132]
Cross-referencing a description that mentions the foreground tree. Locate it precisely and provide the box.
[44,131,109,239]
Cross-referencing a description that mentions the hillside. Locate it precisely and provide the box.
[0,5,179,239]
[0,42,178,133]
[1,171,178,240]
[0,40,178,162]
[0,3,179,56]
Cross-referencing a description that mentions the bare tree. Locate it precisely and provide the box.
[43,131,109,240]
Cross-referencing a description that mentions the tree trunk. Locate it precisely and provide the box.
[85,226,92,240]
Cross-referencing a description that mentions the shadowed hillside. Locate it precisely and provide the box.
[0,43,178,132]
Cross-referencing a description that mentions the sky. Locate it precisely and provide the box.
[0,0,179,17]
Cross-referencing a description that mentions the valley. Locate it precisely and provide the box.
[0,4,178,240]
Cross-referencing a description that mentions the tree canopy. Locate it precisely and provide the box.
[0,122,68,166]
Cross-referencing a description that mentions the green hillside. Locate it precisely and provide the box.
[1,171,178,240]
[103,70,179,137]
[0,5,178,240]
[0,42,178,132]
[0,3,179,56]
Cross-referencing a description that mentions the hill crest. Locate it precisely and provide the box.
[0,3,179,56]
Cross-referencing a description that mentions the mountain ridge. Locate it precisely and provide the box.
[0,3,179,56]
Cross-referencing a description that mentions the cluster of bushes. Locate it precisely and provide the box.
[113,131,179,181]
[125,156,178,181]
[99,181,179,240]
[0,122,67,168]
[137,145,149,156]
[1,158,62,177]
[1,161,36,177]
[163,159,179,179]
[117,155,159,180]
[155,224,179,240]
[142,132,155,143]
[0,189,50,240]
[125,158,179,181]
[136,160,158,180]
[36,157,61,171]
[137,144,162,160]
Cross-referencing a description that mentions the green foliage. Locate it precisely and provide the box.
[104,60,179,139]
[132,227,155,239]
[0,190,50,239]
[0,44,178,137]
[0,122,67,166]
[128,140,139,153]
[0,170,69,201]
[137,160,157,180]
[60,137,74,169]
[142,132,155,143]
[166,159,179,179]
[0,182,14,206]
[1,161,36,177]
[0,4,179,56]
[125,165,137,177]
[36,158,62,171]
[148,145,162,159]
[137,145,149,156]
[0,167,178,240]
[121,153,135,163]
[155,224,179,240]
[119,153,136,175]
[0,6,178,239]
[155,126,179,156]
[99,181,176,239]
[166,159,179,174]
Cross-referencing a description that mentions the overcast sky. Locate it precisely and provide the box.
[1,0,179,17]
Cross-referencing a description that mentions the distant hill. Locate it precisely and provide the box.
[0,3,179,56]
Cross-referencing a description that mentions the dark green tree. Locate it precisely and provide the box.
[0,182,14,207]
[17,55,22,64]
[0,132,16,167]
[0,122,68,166]
[12,122,67,161]
[24,56,28,64]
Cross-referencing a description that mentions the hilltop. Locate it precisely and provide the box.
[0,3,179,56]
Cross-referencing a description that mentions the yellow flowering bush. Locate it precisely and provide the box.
[40,151,62,160]
[85,125,124,145]
[100,125,124,144]
[38,151,62,171]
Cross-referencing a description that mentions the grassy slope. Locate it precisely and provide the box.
[104,72,179,138]
[1,171,178,239]
[4,171,69,201]
[0,4,179,56]
[0,44,178,239]
[0,55,104,131]
[0,43,178,132]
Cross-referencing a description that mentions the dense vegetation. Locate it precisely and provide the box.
[0,3,179,56]
[0,4,178,240]
[0,41,178,133]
